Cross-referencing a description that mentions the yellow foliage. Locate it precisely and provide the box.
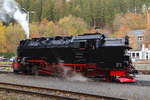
[113,13,146,31]
[58,15,88,35]
[0,22,7,52]
[0,16,88,53]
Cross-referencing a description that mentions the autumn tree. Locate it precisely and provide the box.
[144,30,150,41]
[16,0,150,28]
[58,15,88,35]
[113,13,146,31]
[0,22,7,52]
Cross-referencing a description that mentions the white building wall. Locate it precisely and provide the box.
[139,52,142,59]
[128,44,150,61]
[147,51,150,59]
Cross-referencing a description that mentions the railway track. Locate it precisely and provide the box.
[0,82,125,100]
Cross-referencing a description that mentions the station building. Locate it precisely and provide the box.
[128,7,150,62]
[128,42,150,61]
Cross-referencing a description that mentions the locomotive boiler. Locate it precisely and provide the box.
[12,33,137,82]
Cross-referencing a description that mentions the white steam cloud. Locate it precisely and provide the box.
[0,0,29,38]
[57,60,89,82]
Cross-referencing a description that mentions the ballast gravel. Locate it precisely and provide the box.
[0,73,149,100]
[0,91,56,100]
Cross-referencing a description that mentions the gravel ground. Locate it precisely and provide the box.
[135,75,150,81]
[0,90,56,100]
[0,73,149,100]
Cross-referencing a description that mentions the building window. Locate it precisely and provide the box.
[132,53,135,57]
[138,36,143,41]
[146,52,148,60]
[136,53,139,57]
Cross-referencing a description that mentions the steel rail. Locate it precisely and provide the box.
[0,82,126,100]
[0,87,77,100]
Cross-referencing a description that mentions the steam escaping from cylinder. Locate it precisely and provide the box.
[57,60,89,82]
[0,0,29,38]
[67,73,88,82]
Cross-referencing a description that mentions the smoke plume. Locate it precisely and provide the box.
[0,0,29,38]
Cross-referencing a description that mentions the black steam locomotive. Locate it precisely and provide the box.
[12,33,137,82]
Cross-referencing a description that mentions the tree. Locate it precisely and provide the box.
[144,30,150,41]
[16,0,150,28]
[0,22,7,52]
[113,13,146,31]
[58,15,88,35]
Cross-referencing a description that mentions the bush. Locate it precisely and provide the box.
[0,52,16,57]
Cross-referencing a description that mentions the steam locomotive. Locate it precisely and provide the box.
[12,33,137,82]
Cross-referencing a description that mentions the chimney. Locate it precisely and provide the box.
[147,7,150,28]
